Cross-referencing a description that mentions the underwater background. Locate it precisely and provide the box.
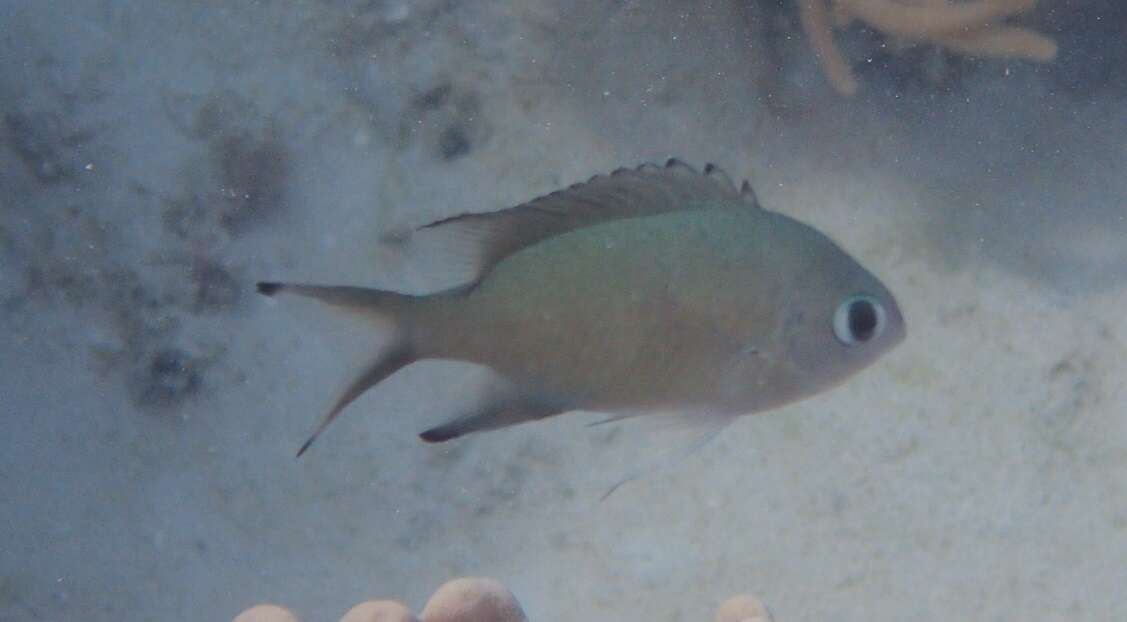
[2,1,1126,620]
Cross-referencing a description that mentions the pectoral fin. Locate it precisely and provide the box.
[598,412,732,501]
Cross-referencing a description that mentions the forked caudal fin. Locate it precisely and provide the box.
[256,281,422,456]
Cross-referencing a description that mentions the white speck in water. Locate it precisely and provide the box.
[353,129,371,148]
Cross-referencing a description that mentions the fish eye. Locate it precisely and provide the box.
[833,294,885,346]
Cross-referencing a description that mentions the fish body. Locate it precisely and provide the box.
[259,160,904,452]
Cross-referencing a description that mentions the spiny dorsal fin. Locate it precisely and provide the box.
[402,159,760,285]
[739,179,762,209]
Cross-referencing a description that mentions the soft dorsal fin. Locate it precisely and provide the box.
[398,159,760,285]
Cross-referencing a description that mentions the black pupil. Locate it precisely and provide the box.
[848,300,878,342]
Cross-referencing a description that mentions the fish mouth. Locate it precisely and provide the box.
[883,292,907,347]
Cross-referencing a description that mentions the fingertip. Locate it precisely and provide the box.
[233,604,300,622]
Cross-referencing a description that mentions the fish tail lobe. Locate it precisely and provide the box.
[257,281,452,455]
[255,282,419,326]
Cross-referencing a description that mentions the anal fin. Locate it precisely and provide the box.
[419,395,564,443]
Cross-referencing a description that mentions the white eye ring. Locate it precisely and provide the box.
[833,294,886,346]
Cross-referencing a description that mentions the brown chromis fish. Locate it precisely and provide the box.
[258,160,905,457]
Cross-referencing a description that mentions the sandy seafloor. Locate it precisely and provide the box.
[2,1,1127,620]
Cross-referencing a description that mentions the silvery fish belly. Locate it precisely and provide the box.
[258,159,905,454]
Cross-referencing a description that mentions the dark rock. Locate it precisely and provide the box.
[437,124,471,160]
[192,260,240,312]
[132,348,201,410]
[214,131,289,234]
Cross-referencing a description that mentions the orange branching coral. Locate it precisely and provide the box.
[798,0,1058,95]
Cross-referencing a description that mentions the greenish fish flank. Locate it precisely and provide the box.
[258,159,905,456]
